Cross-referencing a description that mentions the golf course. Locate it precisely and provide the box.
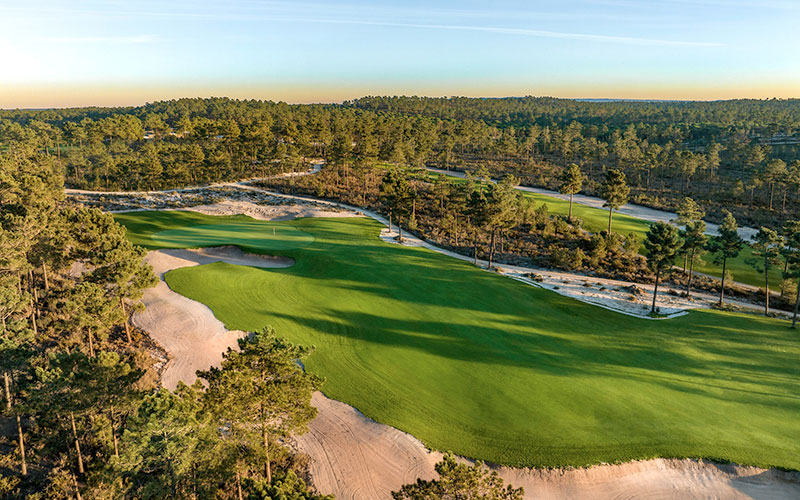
[115,210,800,471]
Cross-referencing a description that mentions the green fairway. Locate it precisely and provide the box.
[118,211,800,470]
[115,211,314,254]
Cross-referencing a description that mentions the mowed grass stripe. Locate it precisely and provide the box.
[117,212,800,470]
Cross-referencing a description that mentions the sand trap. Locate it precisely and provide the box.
[186,200,359,221]
[300,395,800,499]
[133,247,292,389]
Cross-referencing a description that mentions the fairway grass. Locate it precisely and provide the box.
[118,211,800,470]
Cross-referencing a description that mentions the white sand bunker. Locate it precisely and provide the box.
[300,396,800,500]
[131,240,800,499]
[134,247,291,390]
[187,200,360,221]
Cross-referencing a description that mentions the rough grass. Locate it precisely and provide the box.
[118,211,800,470]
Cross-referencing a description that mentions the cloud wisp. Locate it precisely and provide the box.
[43,35,158,45]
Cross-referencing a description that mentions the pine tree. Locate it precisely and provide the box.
[559,163,583,220]
[749,227,784,315]
[783,220,800,328]
[644,222,681,314]
[707,211,744,306]
[600,169,630,234]
[681,221,708,297]
[199,328,322,486]
[392,453,524,500]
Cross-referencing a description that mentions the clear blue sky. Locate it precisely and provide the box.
[1,0,798,107]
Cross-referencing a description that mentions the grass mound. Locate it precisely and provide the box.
[118,211,800,470]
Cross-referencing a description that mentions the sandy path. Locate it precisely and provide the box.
[427,167,759,241]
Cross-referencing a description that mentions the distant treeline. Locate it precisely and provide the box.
[2,96,800,226]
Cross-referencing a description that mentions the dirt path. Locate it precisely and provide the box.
[427,167,759,241]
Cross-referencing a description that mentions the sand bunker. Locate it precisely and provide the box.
[133,247,292,389]
[187,200,359,221]
[301,395,800,499]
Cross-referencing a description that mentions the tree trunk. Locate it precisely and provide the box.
[792,282,800,329]
[769,182,774,210]
[264,427,271,483]
[3,371,10,412]
[4,371,25,475]
[121,298,132,344]
[236,469,244,500]
[607,208,613,233]
[569,193,574,219]
[388,212,392,233]
[488,229,496,270]
[110,407,119,459]
[473,231,478,265]
[71,412,85,474]
[651,270,660,313]
[719,257,727,305]
[764,255,770,316]
[29,297,38,337]
[16,415,26,475]
[686,248,696,296]
[42,262,49,291]
[782,260,790,297]
[72,472,83,500]
[398,217,403,241]
[87,328,95,358]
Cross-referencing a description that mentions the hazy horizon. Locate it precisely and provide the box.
[2,0,799,108]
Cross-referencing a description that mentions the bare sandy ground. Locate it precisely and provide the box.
[132,247,292,389]
[186,200,358,221]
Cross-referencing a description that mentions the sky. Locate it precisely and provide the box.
[0,0,799,108]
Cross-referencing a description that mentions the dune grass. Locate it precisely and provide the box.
[118,211,800,470]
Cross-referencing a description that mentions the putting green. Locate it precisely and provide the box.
[114,211,314,254]
[151,222,314,251]
[117,211,800,471]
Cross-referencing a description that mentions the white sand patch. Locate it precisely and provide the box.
[133,247,292,390]
[186,200,360,221]
[296,393,443,499]
[300,393,800,500]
